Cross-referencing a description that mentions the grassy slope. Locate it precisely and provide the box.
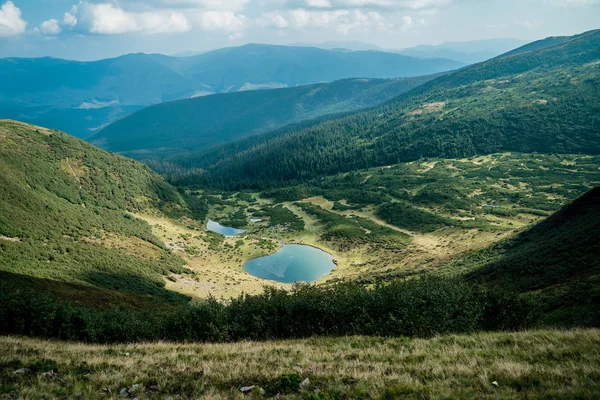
[458,187,600,324]
[90,75,442,160]
[180,29,600,188]
[1,329,598,399]
[0,120,203,306]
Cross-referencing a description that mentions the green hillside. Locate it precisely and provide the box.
[0,120,206,306]
[462,187,600,325]
[91,75,441,160]
[172,29,600,189]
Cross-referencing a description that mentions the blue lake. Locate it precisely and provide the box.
[244,244,336,283]
[207,220,246,236]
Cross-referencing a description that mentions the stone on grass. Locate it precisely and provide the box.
[129,384,143,394]
[14,368,31,375]
[300,378,310,389]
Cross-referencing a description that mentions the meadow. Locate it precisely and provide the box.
[1,329,599,399]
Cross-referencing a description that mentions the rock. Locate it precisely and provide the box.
[14,368,31,375]
[240,385,255,393]
[119,387,129,397]
[128,384,143,394]
[300,378,310,389]
[492,381,499,387]
[42,370,57,379]
[101,388,111,394]
[259,387,266,395]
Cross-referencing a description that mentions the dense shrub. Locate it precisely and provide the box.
[0,277,541,344]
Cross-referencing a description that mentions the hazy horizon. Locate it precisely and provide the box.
[0,0,598,61]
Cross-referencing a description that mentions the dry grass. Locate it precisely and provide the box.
[133,212,289,300]
[1,329,599,399]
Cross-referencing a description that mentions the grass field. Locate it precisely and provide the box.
[1,329,599,399]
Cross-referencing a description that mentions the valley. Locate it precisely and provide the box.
[129,152,599,300]
[1,24,600,400]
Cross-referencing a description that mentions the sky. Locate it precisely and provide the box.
[0,0,598,60]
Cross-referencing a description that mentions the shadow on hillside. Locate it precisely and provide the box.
[81,271,190,305]
[0,271,183,309]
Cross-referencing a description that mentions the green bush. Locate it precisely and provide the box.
[0,277,542,344]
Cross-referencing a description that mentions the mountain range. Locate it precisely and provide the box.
[168,29,600,188]
[90,74,443,160]
[397,38,530,64]
[0,45,464,139]
[292,38,530,64]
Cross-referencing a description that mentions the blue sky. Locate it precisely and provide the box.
[0,0,598,60]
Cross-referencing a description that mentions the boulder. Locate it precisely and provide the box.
[14,368,31,375]
[240,385,255,393]
[300,378,310,389]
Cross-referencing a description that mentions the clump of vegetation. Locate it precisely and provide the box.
[0,276,541,343]
[298,203,408,250]
[219,207,248,229]
[262,205,305,231]
[377,202,454,233]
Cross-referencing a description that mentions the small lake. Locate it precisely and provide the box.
[244,244,336,283]
[206,220,246,236]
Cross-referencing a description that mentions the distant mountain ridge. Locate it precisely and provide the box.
[0,45,464,138]
[398,38,529,64]
[91,74,444,160]
[171,29,600,188]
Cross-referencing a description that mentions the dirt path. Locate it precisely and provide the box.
[65,158,82,189]
[0,235,20,242]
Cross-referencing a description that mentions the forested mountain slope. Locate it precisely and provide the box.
[0,45,463,138]
[173,29,600,189]
[466,187,600,325]
[0,120,205,306]
[91,75,442,159]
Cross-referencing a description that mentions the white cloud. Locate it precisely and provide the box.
[306,0,333,7]
[260,8,414,35]
[200,10,247,31]
[63,6,78,28]
[260,12,291,28]
[150,0,249,10]
[43,0,440,39]
[39,19,62,35]
[548,0,599,5]
[276,0,457,10]
[0,1,27,37]
[79,2,191,34]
